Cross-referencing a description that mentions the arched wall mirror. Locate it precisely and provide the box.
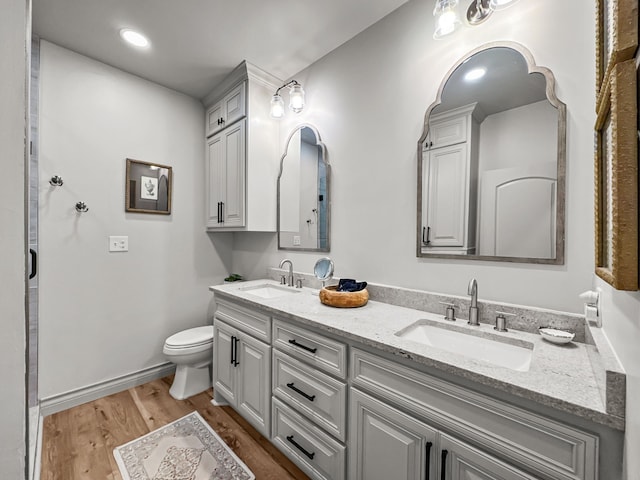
[278,124,331,251]
[417,42,566,264]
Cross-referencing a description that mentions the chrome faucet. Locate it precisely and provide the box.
[467,278,479,326]
[279,259,294,287]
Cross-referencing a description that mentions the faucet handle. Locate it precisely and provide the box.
[296,278,303,289]
[280,275,287,285]
[439,301,456,321]
[494,311,516,332]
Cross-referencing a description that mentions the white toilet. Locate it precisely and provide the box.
[163,326,214,400]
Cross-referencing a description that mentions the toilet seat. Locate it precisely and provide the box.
[164,326,213,349]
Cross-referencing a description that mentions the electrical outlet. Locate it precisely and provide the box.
[293,235,301,246]
[109,236,128,252]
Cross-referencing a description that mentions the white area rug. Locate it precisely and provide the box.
[114,411,255,480]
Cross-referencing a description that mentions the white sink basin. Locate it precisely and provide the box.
[240,283,300,299]
[395,320,533,372]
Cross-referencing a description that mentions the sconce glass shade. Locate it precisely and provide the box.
[289,83,305,113]
[433,0,461,39]
[270,93,285,118]
[489,0,520,10]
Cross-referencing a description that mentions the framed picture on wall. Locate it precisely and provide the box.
[595,0,638,109]
[594,59,637,290]
[125,158,173,214]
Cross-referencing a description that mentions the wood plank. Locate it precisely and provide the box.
[129,378,195,430]
[93,389,150,480]
[41,376,311,480]
[41,409,74,480]
[67,401,115,480]
[187,391,309,480]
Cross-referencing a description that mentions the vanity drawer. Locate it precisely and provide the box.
[273,319,347,378]
[351,348,598,480]
[272,397,346,480]
[215,298,271,342]
[273,349,347,441]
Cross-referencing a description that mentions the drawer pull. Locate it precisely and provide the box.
[286,435,315,460]
[288,339,317,353]
[230,335,236,364]
[286,382,316,402]
[441,449,448,480]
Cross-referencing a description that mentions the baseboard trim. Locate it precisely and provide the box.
[40,363,175,417]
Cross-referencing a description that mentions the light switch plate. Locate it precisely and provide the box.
[293,235,301,246]
[109,236,128,252]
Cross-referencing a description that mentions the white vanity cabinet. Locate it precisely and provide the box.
[204,61,280,231]
[350,388,538,480]
[350,348,599,480]
[212,299,271,437]
[271,319,348,480]
[422,103,481,254]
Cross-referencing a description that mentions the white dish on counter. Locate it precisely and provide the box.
[539,327,575,344]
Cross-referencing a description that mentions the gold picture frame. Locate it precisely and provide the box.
[125,158,173,214]
[594,59,637,290]
[595,0,638,110]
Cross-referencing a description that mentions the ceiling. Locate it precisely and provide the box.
[33,0,409,100]
[433,46,549,118]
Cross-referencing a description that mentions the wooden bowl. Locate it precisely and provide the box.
[319,285,369,308]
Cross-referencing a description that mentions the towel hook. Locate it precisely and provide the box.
[49,175,64,187]
[75,201,89,213]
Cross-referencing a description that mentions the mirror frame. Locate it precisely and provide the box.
[277,124,331,252]
[416,41,567,264]
[594,60,638,290]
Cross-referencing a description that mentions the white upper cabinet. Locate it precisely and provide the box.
[203,61,280,232]
[422,104,480,254]
[205,81,246,137]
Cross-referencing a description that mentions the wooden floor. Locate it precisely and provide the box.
[40,376,310,480]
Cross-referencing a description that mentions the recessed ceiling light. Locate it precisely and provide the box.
[464,68,486,81]
[119,29,150,48]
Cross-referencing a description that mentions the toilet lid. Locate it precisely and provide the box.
[165,326,213,348]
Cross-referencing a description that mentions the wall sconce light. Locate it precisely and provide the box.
[270,80,305,118]
[433,0,462,39]
[433,0,521,38]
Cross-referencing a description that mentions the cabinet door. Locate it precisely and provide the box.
[221,120,246,228]
[206,101,224,137]
[236,332,270,437]
[206,121,246,229]
[223,82,246,127]
[429,115,467,149]
[425,143,468,247]
[349,388,437,480]
[213,320,236,404]
[440,434,537,480]
[206,133,224,227]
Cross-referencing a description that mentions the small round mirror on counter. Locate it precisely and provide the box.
[313,257,334,286]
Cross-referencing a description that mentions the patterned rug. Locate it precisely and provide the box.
[113,411,255,480]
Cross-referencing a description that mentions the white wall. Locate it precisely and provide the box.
[0,0,28,477]
[38,41,232,399]
[478,100,557,174]
[232,0,595,314]
[597,279,640,479]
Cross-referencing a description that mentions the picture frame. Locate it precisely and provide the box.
[594,59,637,290]
[125,158,173,214]
[595,0,638,110]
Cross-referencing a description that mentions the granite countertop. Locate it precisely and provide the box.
[210,279,625,431]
